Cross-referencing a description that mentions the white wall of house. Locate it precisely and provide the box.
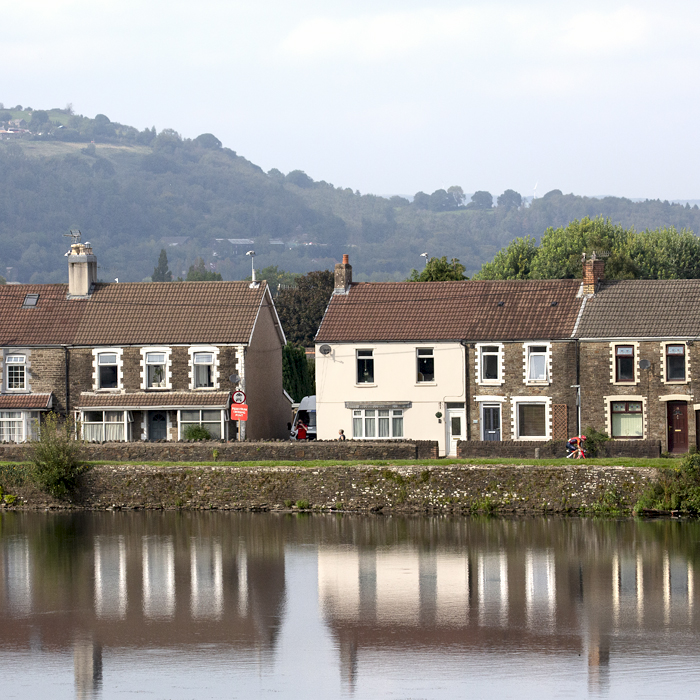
[315,342,466,455]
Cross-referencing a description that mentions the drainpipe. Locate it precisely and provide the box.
[64,346,70,417]
[460,340,470,440]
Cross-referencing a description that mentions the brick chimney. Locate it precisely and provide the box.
[582,253,605,295]
[334,253,352,294]
[67,242,97,298]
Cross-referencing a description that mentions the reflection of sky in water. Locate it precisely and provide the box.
[1,514,700,699]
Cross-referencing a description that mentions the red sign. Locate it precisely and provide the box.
[231,404,248,421]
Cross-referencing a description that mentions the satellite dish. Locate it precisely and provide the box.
[319,344,332,356]
[229,373,241,384]
[639,359,651,370]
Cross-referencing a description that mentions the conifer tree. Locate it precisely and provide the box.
[152,249,172,282]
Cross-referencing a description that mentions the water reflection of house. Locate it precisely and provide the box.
[0,514,286,657]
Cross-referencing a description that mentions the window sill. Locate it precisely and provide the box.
[144,387,171,391]
[415,382,437,387]
[523,381,550,387]
[611,381,638,386]
[662,381,688,385]
[515,436,549,441]
[193,387,218,391]
[478,381,503,386]
[355,383,377,388]
[2,389,30,393]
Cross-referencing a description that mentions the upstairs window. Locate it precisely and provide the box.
[481,346,500,382]
[6,355,26,390]
[193,352,214,388]
[615,345,635,383]
[416,348,434,382]
[527,346,548,382]
[146,352,167,388]
[98,353,118,389]
[357,350,374,384]
[666,344,686,382]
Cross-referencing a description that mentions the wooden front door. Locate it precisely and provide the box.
[667,402,688,453]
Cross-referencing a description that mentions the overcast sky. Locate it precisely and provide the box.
[3,0,699,199]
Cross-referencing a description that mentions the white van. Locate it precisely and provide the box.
[290,395,316,440]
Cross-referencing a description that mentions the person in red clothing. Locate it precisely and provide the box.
[296,421,307,440]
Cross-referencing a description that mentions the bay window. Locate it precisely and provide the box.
[352,409,403,438]
[0,412,22,442]
[179,410,222,439]
[82,411,127,442]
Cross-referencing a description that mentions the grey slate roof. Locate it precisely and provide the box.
[575,279,700,338]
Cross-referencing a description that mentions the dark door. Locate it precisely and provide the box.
[667,402,688,453]
[483,405,501,441]
[149,411,167,441]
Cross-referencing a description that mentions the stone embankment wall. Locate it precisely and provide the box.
[458,440,661,459]
[7,463,659,515]
[0,440,440,463]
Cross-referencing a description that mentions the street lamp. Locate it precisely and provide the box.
[420,252,429,267]
[246,250,258,288]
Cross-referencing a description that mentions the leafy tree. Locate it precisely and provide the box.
[283,344,315,401]
[0,275,6,285]
[186,257,222,281]
[152,248,172,282]
[473,236,537,279]
[286,170,314,188]
[247,264,299,290]
[275,270,334,346]
[0,111,12,122]
[29,110,49,131]
[543,189,563,199]
[448,185,466,208]
[194,133,222,149]
[496,189,522,210]
[409,256,467,281]
[466,191,493,210]
[412,191,431,209]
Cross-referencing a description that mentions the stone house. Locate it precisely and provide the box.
[315,256,584,456]
[0,242,289,442]
[575,272,700,454]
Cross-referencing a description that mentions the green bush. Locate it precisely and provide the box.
[296,499,310,510]
[184,425,211,441]
[583,426,609,457]
[28,413,85,498]
[635,453,700,515]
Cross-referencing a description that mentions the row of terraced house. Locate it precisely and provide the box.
[315,255,699,456]
[1,244,698,457]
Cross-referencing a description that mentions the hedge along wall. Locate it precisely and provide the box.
[457,440,662,459]
[0,440,440,463]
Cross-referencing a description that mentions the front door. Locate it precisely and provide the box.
[482,405,501,441]
[149,411,167,441]
[667,402,688,453]
[446,405,466,457]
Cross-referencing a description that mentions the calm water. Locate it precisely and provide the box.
[1,512,699,699]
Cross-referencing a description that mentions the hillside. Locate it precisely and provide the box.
[2,106,700,283]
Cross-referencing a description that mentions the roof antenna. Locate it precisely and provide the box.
[64,229,82,245]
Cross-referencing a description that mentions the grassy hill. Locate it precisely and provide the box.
[2,106,700,284]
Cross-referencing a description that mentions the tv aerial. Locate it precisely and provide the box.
[64,229,82,245]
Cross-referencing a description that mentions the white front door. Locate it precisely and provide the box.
[446,405,466,457]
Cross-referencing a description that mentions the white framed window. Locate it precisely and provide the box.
[356,350,374,384]
[5,355,27,391]
[352,409,403,438]
[512,397,551,441]
[610,342,639,385]
[140,347,172,390]
[188,347,220,390]
[476,343,504,385]
[416,348,434,383]
[81,410,128,442]
[523,343,551,384]
[661,342,689,384]
[179,409,223,439]
[0,411,39,443]
[93,349,123,391]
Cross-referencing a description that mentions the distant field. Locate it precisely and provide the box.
[12,141,151,159]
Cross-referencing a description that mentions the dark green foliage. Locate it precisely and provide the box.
[275,270,334,346]
[635,453,700,515]
[0,111,12,122]
[152,248,172,282]
[184,424,212,441]
[194,133,222,149]
[582,426,609,457]
[28,413,85,498]
[283,345,315,401]
[497,189,522,210]
[186,258,222,281]
[409,256,467,281]
[476,216,700,280]
[467,191,493,210]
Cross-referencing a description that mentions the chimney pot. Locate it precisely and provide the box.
[342,254,349,265]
